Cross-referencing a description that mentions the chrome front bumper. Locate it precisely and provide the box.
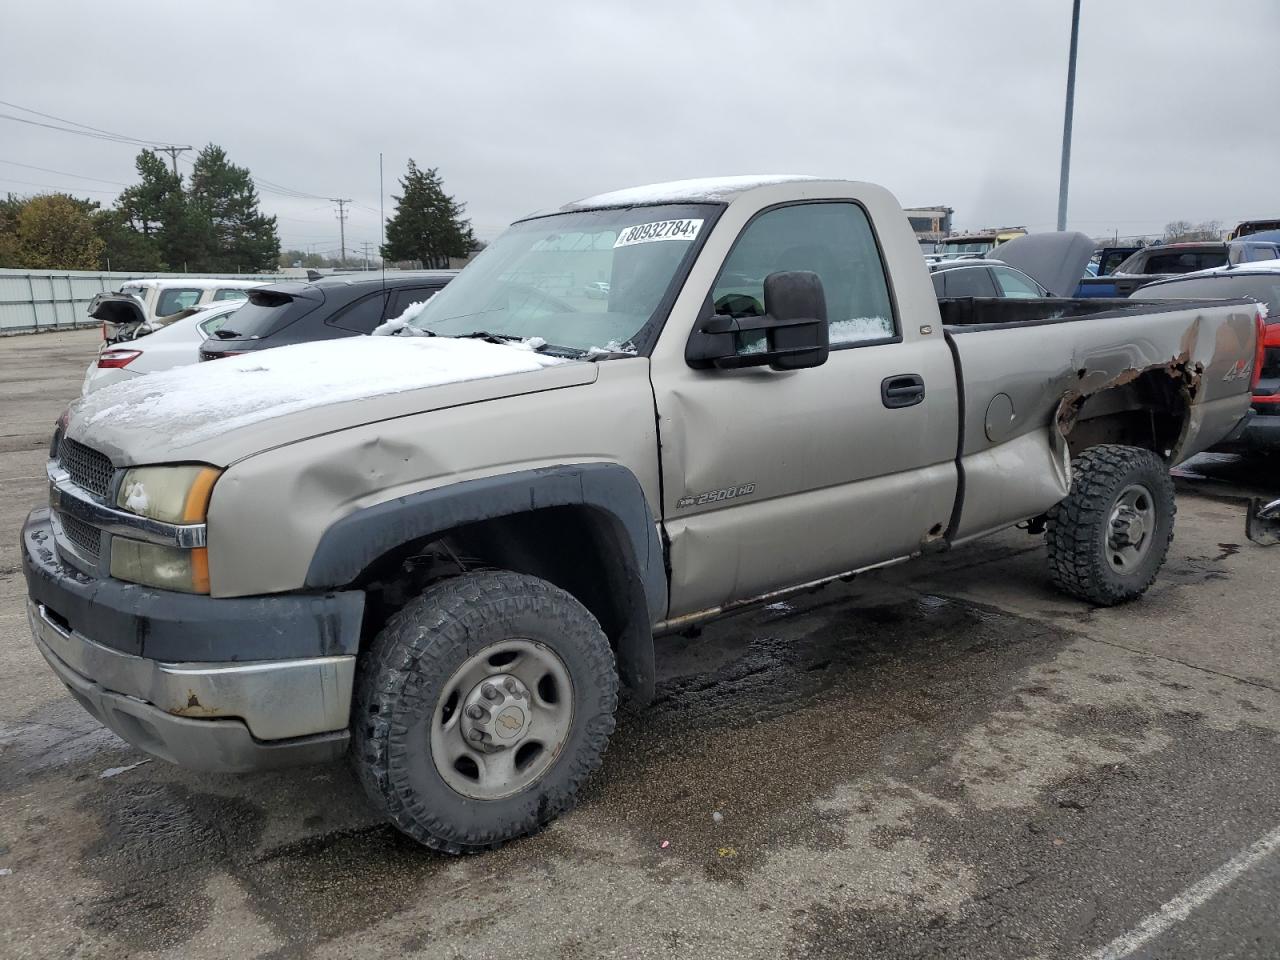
[27,600,353,772]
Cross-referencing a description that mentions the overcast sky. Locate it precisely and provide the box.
[3,0,1277,254]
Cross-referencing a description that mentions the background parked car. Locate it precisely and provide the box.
[928,259,1049,298]
[90,278,266,343]
[1135,262,1280,455]
[83,300,244,394]
[1077,239,1280,298]
[198,270,456,361]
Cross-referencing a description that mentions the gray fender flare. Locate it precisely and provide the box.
[304,463,666,701]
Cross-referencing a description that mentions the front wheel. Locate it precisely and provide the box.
[1045,444,1176,606]
[353,570,618,853]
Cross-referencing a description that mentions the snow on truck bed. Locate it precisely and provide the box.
[74,336,569,445]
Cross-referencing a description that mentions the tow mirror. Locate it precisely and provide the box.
[685,270,830,371]
[1246,497,1280,546]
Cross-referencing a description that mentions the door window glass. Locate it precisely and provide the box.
[991,266,1044,298]
[711,202,895,352]
[939,266,998,297]
[388,286,442,319]
[198,306,241,338]
[328,292,388,333]
[211,288,250,302]
[155,287,202,316]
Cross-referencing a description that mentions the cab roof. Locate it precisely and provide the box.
[560,175,823,211]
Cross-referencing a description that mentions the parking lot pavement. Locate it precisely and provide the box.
[1,329,1278,960]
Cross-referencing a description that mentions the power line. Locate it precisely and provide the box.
[0,158,129,187]
[0,175,120,196]
[0,98,176,147]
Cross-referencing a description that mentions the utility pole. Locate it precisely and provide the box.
[360,240,373,270]
[1056,0,1082,231]
[332,198,351,266]
[155,145,192,177]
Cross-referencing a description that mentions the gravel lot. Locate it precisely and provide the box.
[2,329,1278,959]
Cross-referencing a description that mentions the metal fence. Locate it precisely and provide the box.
[0,269,284,334]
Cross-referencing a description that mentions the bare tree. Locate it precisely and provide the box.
[1163,220,1224,243]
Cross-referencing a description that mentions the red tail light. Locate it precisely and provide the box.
[1251,307,1268,391]
[97,350,141,369]
[201,350,245,361]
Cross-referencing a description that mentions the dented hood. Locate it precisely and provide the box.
[65,336,596,467]
[992,231,1097,297]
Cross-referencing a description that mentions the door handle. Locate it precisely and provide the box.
[881,374,925,408]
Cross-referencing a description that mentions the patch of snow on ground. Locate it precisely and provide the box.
[99,758,151,779]
[74,336,570,447]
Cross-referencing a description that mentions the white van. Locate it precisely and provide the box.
[118,279,265,323]
[92,278,266,342]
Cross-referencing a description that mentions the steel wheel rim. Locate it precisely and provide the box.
[429,638,574,800]
[1105,482,1156,574]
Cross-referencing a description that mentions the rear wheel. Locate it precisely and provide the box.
[353,570,618,853]
[1046,444,1175,605]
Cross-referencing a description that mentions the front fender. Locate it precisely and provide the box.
[304,462,667,623]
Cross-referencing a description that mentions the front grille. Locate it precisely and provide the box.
[59,437,115,499]
[59,512,101,562]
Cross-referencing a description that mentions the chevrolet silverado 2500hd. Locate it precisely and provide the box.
[23,176,1264,852]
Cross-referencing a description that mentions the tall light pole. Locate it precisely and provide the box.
[1056,0,1082,231]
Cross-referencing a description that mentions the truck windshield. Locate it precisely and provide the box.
[406,204,716,353]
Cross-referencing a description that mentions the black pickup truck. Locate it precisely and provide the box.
[1077,240,1280,298]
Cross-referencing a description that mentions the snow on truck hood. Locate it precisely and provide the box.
[66,336,589,466]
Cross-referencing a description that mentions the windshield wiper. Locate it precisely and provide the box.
[456,330,523,343]
[213,329,242,339]
[454,331,587,358]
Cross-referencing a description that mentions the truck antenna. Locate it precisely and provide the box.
[379,152,387,298]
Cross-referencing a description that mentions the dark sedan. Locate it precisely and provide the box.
[199,271,456,361]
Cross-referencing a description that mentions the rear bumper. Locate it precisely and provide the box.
[1214,408,1280,452]
[22,507,362,772]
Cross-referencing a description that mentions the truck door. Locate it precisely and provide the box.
[651,200,960,619]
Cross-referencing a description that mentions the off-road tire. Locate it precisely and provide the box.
[1046,444,1175,606]
[353,570,618,853]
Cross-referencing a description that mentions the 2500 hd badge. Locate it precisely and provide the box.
[676,482,757,509]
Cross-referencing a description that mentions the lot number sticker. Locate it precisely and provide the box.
[614,219,703,248]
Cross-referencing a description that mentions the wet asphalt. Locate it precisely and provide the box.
[1,329,1277,959]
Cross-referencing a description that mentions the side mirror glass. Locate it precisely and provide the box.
[685,270,830,371]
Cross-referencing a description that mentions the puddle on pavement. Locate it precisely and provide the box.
[50,583,1279,957]
[579,593,1069,880]
[78,782,264,951]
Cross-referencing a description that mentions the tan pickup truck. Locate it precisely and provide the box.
[23,176,1264,852]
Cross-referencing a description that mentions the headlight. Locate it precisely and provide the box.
[113,465,220,593]
[117,465,220,523]
[111,539,209,594]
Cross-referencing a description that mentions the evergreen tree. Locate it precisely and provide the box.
[188,145,279,272]
[118,150,181,239]
[93,208,164,271]
[381,161,475,268]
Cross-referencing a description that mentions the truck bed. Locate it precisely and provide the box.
[937,295,1258,543]
[936,296,1223,330]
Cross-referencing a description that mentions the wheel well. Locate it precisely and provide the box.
[1063,369,1190,461]
[353,506,655,701]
